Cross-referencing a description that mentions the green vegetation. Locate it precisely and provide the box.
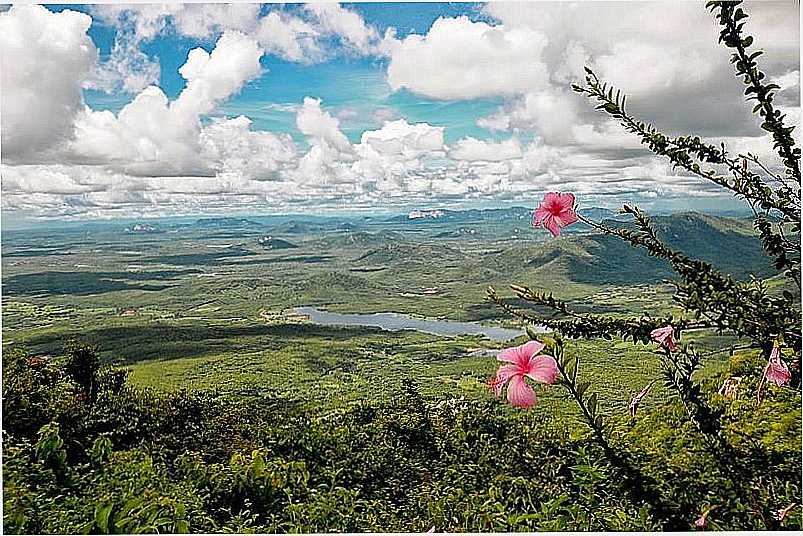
[3,340,799,533]
[486,1,801,530]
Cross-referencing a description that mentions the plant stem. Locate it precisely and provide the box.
[553,355,684,528]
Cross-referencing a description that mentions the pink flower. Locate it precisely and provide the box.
[650,325,676,352]
[629,380,656,418]
[766,345,791,387]
[491,341,558,408]
[533,192,578,237]
[694,506,718,529]
[774,503,796,522]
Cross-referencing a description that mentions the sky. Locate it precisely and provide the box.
[0,1,800,222]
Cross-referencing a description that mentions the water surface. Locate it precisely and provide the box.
[295,306,526,341]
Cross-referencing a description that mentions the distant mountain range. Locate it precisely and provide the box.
[387,206,531,223]
[386,206,624,224]
[114,207,749,236]
[194,217,263,228]
[498,212,773,284]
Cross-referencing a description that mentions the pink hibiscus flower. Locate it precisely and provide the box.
[490,341,559,408]
[629,380,656,418]
[694,505,719,529]
[774,503,796,522]
[533,192,578,237]
[766,345,791,387]
[650,325,676,352]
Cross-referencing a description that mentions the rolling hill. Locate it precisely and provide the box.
[354,243,467,265]
[490,212,775,286]
[257,236,298,250]
[317,230,406,248]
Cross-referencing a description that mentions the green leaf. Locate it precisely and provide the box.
[587,393,598,416]
[95,503,113,534]
[576,381,590,397]
[564,359,576,378]
[594,415,604,428]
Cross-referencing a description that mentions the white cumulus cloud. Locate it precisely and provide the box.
[386,16,549,100]
[70,31,268,177]
[2,3,799,219]
[449,137,523,162]
[305,3,380,55]
[0,5,97,162]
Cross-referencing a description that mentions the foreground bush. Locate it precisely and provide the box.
[2,343,800,533]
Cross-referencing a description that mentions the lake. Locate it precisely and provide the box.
[295,306,527,341]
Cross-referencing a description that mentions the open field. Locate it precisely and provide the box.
[2,208,766,409]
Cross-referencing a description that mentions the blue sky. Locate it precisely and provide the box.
[1,2,798,220]
[68,2,503,144]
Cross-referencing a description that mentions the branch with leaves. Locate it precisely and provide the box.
[708,1,801,184]
[487,284,706,344]
[571,71,799,223]
[478,1,800,529]
[578,207,800,350]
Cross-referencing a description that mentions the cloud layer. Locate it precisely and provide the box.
[1,2,799,219]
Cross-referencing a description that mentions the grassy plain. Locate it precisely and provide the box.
[2,208,768,411]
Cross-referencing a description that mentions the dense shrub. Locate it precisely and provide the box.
[2,344,799,532]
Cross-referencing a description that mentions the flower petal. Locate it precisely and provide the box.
[557,192,575,211]
[559,209,578,225]
[497,347,521,364]
[493,365,518,397]
[543,192,561,206]
[766,344,791,387]
[498,340,544,366]
[650,326,671,340]
[533,206,550,226]
[767,356,791,387]
[506,375,536,408]
[650,325,676,350]
[543,216,561,237]
[518,340,545,360]
[525,355,558,384]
